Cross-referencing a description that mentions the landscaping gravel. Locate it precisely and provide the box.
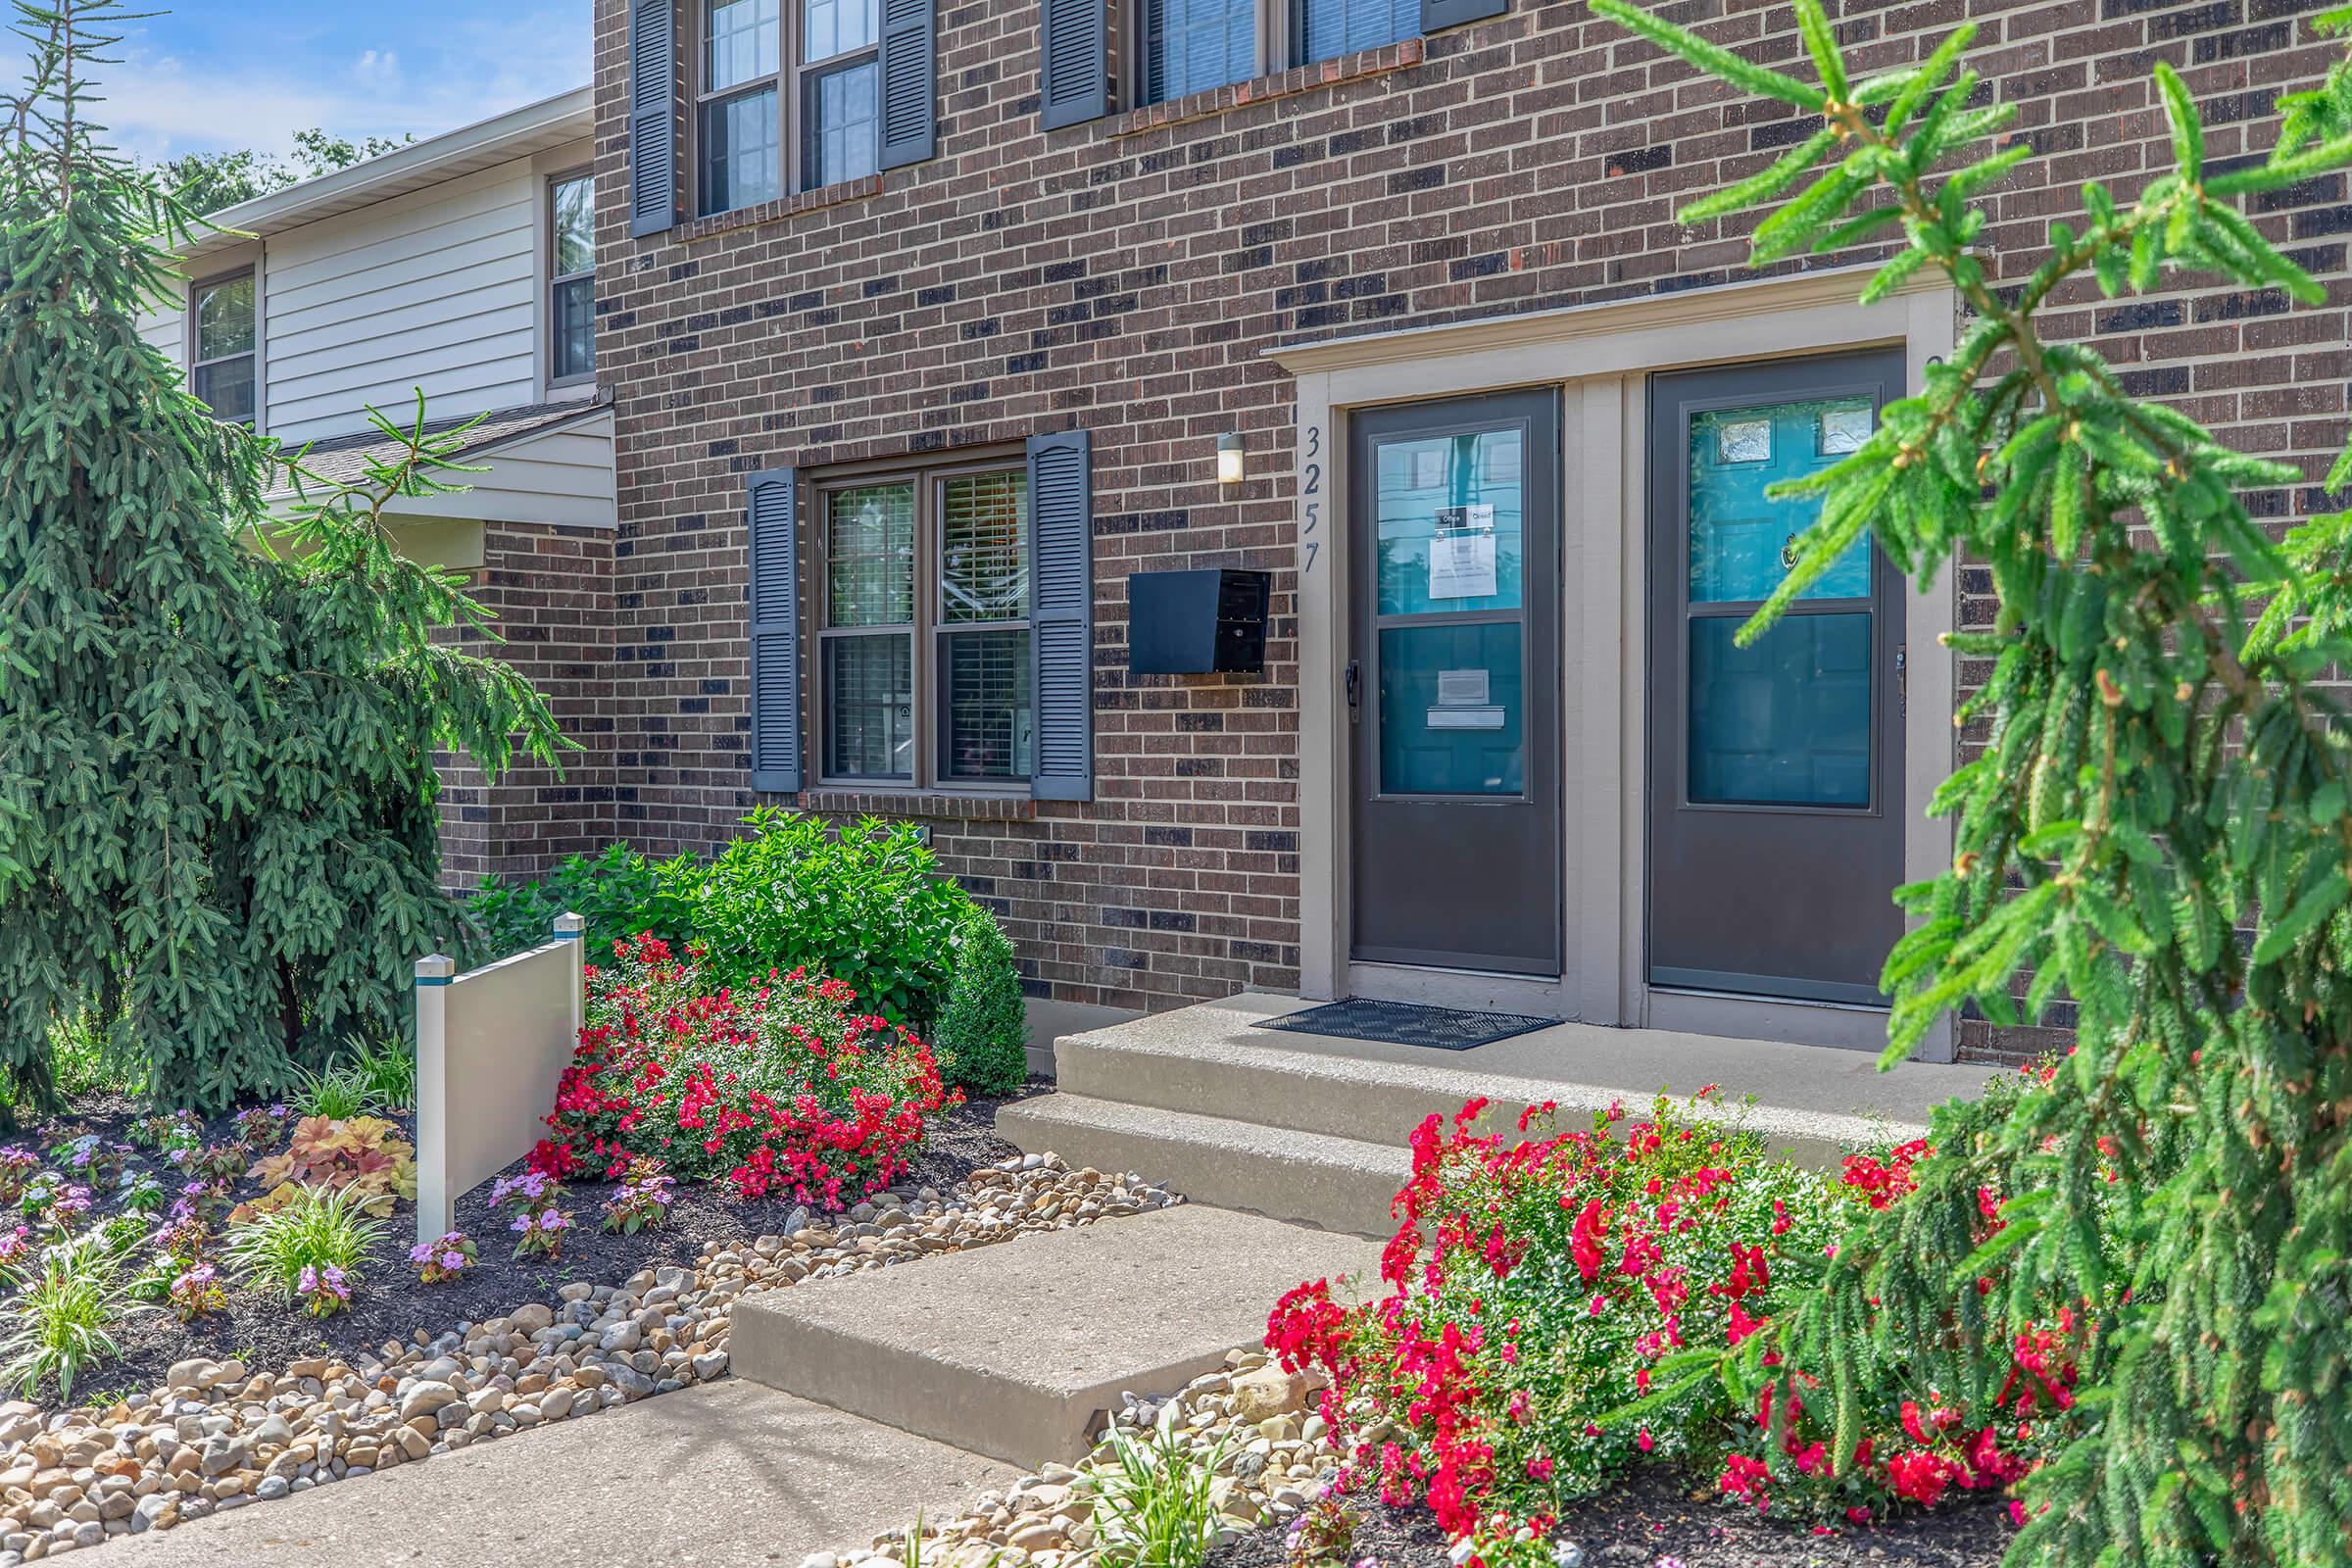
[0,1152,1173,1562]
[11,1086,1031,1413]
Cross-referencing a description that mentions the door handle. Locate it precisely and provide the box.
[1895,643,1907,718]
[1345,659,1362,715]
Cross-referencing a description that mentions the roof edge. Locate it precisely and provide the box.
[186,85,593,247]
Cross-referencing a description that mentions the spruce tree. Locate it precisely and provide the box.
[0,0,564,1111]
[1592,2,2352,1560]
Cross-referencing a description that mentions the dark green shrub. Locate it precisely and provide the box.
[934,906,1029,1095]
[0,1,564,1112]
[470,808,992,1033]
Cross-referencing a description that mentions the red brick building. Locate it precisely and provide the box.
[485,0,2352,1064]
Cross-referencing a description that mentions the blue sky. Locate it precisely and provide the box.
[74,1,593,162]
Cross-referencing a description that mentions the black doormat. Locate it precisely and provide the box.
[1252,998,1559,1052]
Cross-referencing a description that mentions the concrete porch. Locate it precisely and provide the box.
[998,992,2002,1236]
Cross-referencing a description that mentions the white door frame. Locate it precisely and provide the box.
[1267,266,1960,1061]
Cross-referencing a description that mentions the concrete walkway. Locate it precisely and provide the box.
[734,1204,1381,1465]
[106,1380,1017,1568]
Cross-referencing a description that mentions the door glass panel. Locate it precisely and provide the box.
[1688,612,1872,807]
[1373,428,1524,616]
[1378,622,1524,797]
[1689,397,1874,604]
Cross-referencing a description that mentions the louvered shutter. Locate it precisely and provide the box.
[878,0,937,169]
[1039,0,1110,131]
[629,0,680,237]
[1027,431,1094,802]
[1420,0,1506,32]
[747,468,805,794]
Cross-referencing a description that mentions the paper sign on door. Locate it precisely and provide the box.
[1428,667,1504,731]
[1428,533,1497,600]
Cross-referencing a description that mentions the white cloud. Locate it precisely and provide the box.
[352,49,402,90]
[93,7,588,164]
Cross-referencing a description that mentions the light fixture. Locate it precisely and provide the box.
[1215,431,1246,487]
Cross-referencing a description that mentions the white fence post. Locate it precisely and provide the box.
[556,912,585,1042]
[414,954,457,1247]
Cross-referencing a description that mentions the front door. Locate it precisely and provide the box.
[1349,390,1561,976]
[1646,352,1906,1006]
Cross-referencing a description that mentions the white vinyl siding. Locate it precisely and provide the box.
[134,288,186,364]
[378,414,618,528]
[259,160,545,443]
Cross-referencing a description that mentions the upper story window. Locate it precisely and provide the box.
[190,269,256,424]
[697,0,881,216]
[817,462,1032,787]
[549,172,596,384]
[1138,0,1418,105]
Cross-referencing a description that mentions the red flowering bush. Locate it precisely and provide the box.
[529,934,954,1207]
[1265,1095,2082,1567]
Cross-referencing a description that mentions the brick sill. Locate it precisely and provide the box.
[792,788,1036,823]
[678,172,884,244]
[1106,38,1425,139]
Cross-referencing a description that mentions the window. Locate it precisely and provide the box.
[816,463,1033,787]
[549,172,596,384]
[1138,0,1418,106]
[190,270,256,423]
[696,0,881,216]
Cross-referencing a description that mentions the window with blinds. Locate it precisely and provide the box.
[815,464,1033,787]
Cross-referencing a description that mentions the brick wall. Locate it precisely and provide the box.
[437,521,622,886]
[580,0,2352,1053]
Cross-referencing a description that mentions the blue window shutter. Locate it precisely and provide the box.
[747,468,805,794]
[629,0,679,237]
[1039,0,1110,130]
[1419,0,1505,32]
[878,0,936,169]
[1027,431,1094,802]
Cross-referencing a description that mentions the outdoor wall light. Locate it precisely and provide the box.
[1215,431,1246,486]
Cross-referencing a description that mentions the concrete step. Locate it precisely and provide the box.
[1047,993,1990,1169]
[995,1094,1409,1237]
[731,1204,1380,1467]
[109,1380,1015,1568]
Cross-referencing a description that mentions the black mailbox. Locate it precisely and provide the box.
[1128,568,1271,674]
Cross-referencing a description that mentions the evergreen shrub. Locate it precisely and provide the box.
[1588,4,2352,1561]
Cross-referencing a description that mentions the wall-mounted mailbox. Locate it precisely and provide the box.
[1128,567,1271,674]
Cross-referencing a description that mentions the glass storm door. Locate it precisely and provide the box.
[1646,351,1906,1006]
[1349,389,1561,976]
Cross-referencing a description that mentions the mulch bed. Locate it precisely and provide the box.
[1207,1471,2012,1568]
[11,1084,1029,1412]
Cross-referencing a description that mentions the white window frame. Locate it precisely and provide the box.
[547,169,597,389]
[187,266,259,426]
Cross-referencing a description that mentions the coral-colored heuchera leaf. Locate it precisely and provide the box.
[234,1114,417,1220]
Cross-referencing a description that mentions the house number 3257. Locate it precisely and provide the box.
[1299,424,1323,575]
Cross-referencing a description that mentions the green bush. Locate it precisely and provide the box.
[934,906,1030,1096]
[467,840,698,960]
[470,808,1025,1062]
